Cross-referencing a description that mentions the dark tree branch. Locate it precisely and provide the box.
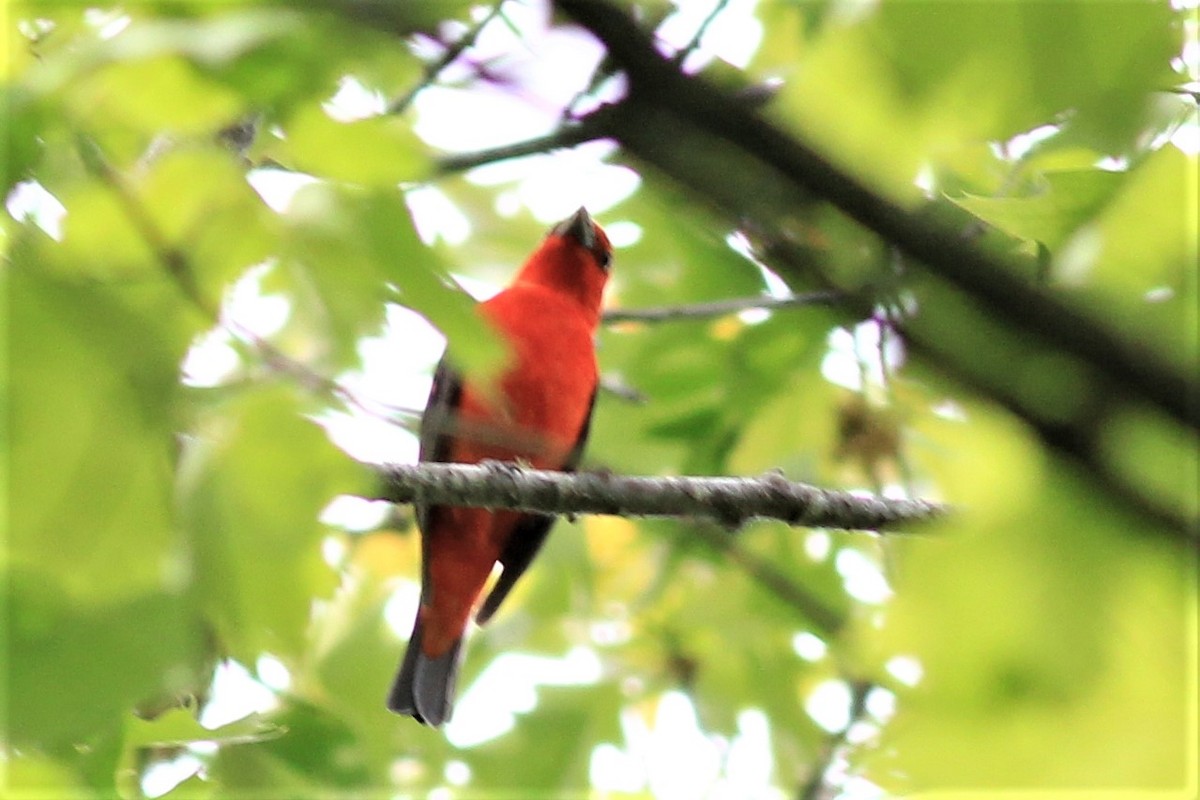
[757,235,1197,541]
[602,291,842,324]
[436,107,614,174]
[378,462,949,531]
[545,0,1197,541]
[554,0,1198,435]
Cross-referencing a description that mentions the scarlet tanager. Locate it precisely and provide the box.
[387,207,613,726]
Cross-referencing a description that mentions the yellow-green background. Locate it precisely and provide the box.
[3,1,1196,797]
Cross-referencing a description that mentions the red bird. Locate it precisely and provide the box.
[388,208,613,726]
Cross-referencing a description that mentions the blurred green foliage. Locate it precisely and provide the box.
[3,1,1196,798]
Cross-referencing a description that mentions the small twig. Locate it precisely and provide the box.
[378,462,949,531]
[76,132,421,433]
[689,523,845,637]
[74,134,218,319]
[797,680,874,800]
[436,106,613,173]
[559,53,621,124]
[224,319,423,432]
[671,0,731,66]
[388,0,509,115]
[602,291,841,324]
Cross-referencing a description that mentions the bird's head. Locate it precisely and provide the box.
[516,207,612,321]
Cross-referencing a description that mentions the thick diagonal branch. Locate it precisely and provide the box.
[554,0,1197,436]
[379,462,947,532]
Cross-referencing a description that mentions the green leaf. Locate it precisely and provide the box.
[762,0,1178,195]
[136,147,278,298]
[24,9,306,96]
[6,570,203,749]
[872,0,1177,149]
[765,19,930,198]
[262,184,390,372]
[1099,406,1199,522]
[155,774,217,800]
[282,184,505,378]
[281,104,430,185]
[205,737,322,795]
[0,751,87,796]
[67,54,244,137]
[55,180,159,279]
[322,0,476,37]
[360,192,506,379]
[952,169,1126,252]
[0,84,47,197]
[1086,144,1195,295]
[5,267,213,754]
[7,269,187,602]
[467,681,624,793]
[614,192,765,310]
[122,708,285,750]
[179,386,370,661]
[728,370,842,480]
[870,475,1192,789]
[209,698,370,791]
[305,568,414,775]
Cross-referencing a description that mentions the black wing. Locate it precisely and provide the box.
[475,387,598,624]
[415,356,463,581]
[419,356,462,466]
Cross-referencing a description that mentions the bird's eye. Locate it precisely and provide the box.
[596,249,612,270]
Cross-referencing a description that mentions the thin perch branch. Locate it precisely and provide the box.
[379,462,948,531]
[603,291,842,324]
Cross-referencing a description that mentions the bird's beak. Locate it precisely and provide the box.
[552,207,596,251]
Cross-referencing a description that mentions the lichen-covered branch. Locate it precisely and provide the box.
[379,461,948,531]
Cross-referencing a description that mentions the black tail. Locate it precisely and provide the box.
[387,612,462,726]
